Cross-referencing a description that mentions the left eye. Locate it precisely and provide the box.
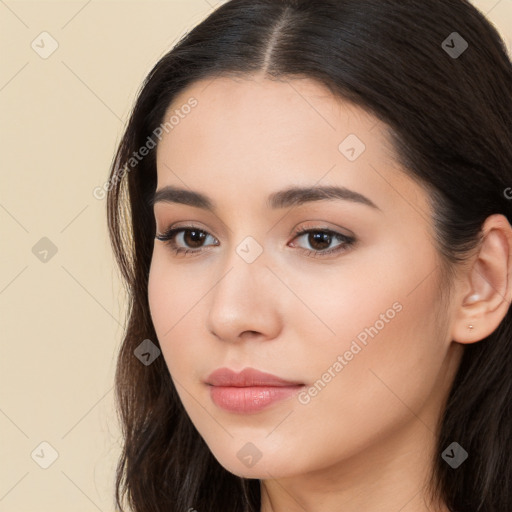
[155,226,355,258]
[290,229,355,256]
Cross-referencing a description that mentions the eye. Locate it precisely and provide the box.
[155,225,356,258]
[155,225,219,256]
[289,228,356,257]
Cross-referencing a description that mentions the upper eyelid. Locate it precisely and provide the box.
[156,217,353,235]
[156,225,353,245]
[156,224,345,237]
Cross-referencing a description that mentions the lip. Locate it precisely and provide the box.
[205,367,304,413]
[206,367,303,387]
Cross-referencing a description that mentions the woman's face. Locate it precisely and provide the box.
[148,75,462,479]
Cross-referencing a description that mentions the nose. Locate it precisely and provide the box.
[205,247,283,343]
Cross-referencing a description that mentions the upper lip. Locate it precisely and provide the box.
[205,367,303,387]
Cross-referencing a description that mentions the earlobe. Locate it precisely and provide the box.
[451,214,512,344]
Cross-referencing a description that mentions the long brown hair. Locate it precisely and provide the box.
[106,1,512,510]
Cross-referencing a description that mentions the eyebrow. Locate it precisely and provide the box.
[150,184,381,212]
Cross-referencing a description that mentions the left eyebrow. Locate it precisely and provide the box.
[150,184,381,212]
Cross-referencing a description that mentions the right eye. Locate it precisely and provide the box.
[155,226,219,256]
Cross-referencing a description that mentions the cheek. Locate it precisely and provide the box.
[279,244,431,360]
[148,256,171,337]
[148,251,200,330]
[291,239,446,414]
[147,254,207,376]
[304,268,444,418]
[265,277,446,473]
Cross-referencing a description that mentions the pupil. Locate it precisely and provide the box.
[185,230,205,248]
[309,232,331,250]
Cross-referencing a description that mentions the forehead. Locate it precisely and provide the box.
[154,75,431,224]
[160,75,383,150]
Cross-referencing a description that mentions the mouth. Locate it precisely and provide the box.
[205,367,305,414]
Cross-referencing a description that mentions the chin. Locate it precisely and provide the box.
[209,448,299,480]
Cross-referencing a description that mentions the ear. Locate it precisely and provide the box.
[451,214,512,344]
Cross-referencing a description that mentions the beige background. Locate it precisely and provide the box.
[1,1,511,510]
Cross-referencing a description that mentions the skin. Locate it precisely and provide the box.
[147,74,512,512]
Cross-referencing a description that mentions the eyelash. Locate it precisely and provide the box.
[155,225,356,258]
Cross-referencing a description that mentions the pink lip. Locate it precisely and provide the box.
[205,367,304,413]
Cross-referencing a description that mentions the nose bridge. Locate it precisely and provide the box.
[206,236,280,341]
[217,232,268,295]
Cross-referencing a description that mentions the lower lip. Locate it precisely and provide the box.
[209,385,303,413]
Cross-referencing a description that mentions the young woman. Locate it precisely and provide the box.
[106,1,512,510]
